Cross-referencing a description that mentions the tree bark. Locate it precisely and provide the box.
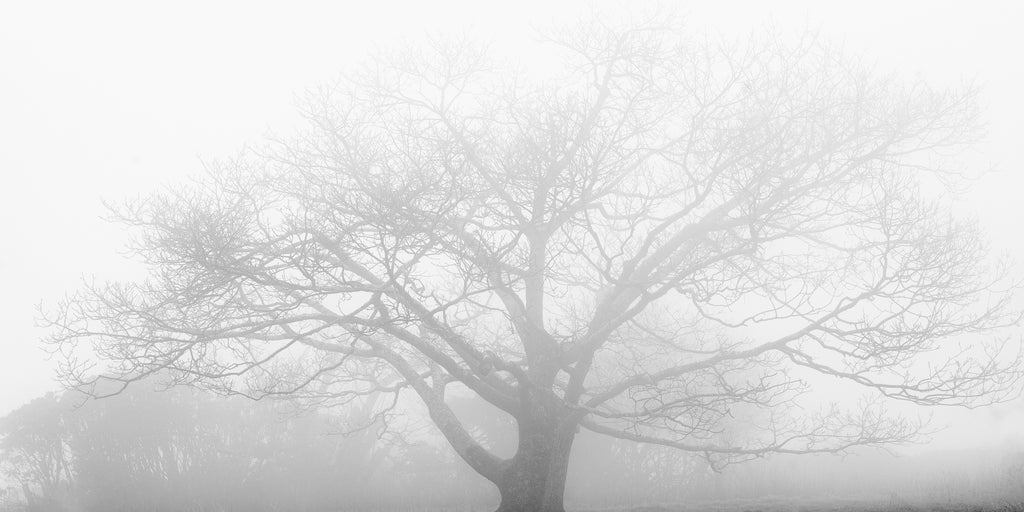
[494,407,577,512]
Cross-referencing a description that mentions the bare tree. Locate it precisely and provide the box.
[46,16,1021,512]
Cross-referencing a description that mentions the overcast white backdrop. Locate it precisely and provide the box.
[1,0,1022,451]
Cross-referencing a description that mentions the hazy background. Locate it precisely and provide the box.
[1,0,1022,466]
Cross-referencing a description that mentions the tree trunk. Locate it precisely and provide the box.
[494,411,577,512]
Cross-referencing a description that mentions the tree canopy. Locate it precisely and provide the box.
[46,16,1021,512]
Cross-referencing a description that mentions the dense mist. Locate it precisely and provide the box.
[2,2,1023,512]
[3,381,1022,511]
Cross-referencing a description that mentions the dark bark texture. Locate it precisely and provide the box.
[495,406,577,512]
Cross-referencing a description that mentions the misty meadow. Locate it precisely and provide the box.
[2,2,1023,512]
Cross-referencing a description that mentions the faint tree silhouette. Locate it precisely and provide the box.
[0,394,75,511]
[45,12,1021,512]
[1,382,468,511]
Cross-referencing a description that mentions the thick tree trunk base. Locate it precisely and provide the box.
[495,476,568,512]
[495,498,565,512]
[493,413,576,512]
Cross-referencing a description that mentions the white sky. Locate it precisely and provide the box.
[1,0,1022,449]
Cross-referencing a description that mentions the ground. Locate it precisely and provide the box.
[599,498,1024,512]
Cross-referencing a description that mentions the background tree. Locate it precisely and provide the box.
[0,394,75,511]
[0,381,485,511]
[46,14,1021,512]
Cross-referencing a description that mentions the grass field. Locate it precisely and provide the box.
[591,499,1024,512]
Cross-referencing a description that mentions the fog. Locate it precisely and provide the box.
[3,379,1022,511]
[1,2,1023,511]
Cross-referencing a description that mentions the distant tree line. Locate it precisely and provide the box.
[0,378,495,512]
